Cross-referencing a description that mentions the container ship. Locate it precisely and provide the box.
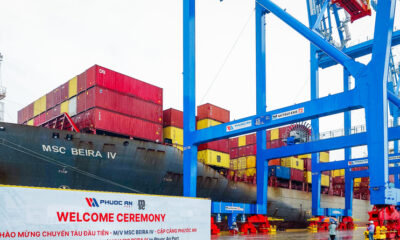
[1,65,373,227]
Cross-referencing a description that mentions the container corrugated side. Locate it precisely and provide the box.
[198,139,229,153]
[68,76,78,98]
[163,126,183,145]
[76,87,162,124]
[68,97,77,116]
[197,150,230,168]
[60,82,69,102]
[246,134,256,145]
[290,168,304,182]
[238,136,246,147]
[246,156,256,168]
[197,103,230,123]
[268,166,290,180]
[163,108,183,128]
[73,108,162,142]
[229,137,238,148]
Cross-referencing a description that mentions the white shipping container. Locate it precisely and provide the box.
[68,96,77,116]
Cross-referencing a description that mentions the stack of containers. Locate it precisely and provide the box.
[281,157,304,186]
[163,108,183,151]
[298,152,330,189]
[197,104,230,169]
[229,134,257,179]
[18,65,164,143]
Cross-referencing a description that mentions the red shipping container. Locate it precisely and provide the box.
[53,87,62,106]
[33,113,46,126]
[333,176,345,184]
[197,103,230,123]
[78,65,163,106]
[246,144,257,156]
[322,171,331,176]
[267,142,271,149]
[17,109,23,124]
[198,139,229,153]
[163,108,183,128]
[279,126,291,139]
[268,159,281,166]
[230,148,239,159]
[60,82,69,102]
[73,108,162,142]
[229,138,238,149]
[361,177,369,182]
[389,175,394,183]
[46,91,54,110]
[304,158,311,171]
[267,130,271,141]
[238,146,247,157]
[290,169,304,182]
[270,139,284,148]
[76,87,162,124]
[26,103,34,122]
[246,134,256,145]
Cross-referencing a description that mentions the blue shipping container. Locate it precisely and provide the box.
[268,166,290,180]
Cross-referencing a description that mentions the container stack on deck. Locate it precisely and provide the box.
[163,108,183,151]
[197,104,230,170]
[18,65,163,142]
[228,134,257,183]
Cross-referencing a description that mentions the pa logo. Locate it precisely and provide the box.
[85,198,99,207]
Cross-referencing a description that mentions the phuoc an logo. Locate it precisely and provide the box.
[85,198,99,207]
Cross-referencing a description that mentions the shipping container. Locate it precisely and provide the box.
[291,168,304,182]
[163,108,183,128]
[163,126,183,145]
[332,169,345,177]
[238,157,247,170]
[69,76,78,98]
[197,118,221,130]
[246,144,257,156]
[246,134,256,145]
[60,101,69,114]
[279,126,291,139]
[267,130,271,141]
[27,119,34,126]
[197,150,229,168]
[268,158,281,166]
[230,159,238,170]
[197,103,230,123]
[47,105,60,120]
[33,96,46,117]
[73,108,162,142]
[238,146,247,157]
[281,157,304,170]
[77,87,162,124]
[60,82,69,102]
[271,128,279,140]
[26,103,34,122]
[305,171,312,184]
[269,139,284,148]
[198,139,229,153]
[269,166,290,180]
[230,148,239,159]
[320,151,329,162]
[46,91,54,110]
[33,113,46,126]
[229,137,238,149]
[69,97,77,116]
[53,87,62,106]
[246,156,256,168]
[77,65,164,105]
[304,158,311,171]
[246,168,256,177]
[238,136,246,147]
[321,175,330,187]
[298,154,312,159]
[333,176,345,184]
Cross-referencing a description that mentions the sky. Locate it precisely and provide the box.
[0,0,399,160]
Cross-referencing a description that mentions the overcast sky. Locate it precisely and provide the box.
[0,0,399,159]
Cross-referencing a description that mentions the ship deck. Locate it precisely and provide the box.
[212,228,366,239]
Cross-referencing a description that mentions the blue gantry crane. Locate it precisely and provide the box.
[183,0,400,233]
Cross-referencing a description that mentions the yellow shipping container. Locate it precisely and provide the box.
[197,119,221,130]
[60,101,69,114]
[354,178,361,183]
[305,171,312,184]
[231,159,238,170]
[237,170,246,178]
[197,150,230,168]
[27,119,34,126]
[246,156,256,168]
[305,172,329,186]
[332,169,345,177]
[271,128,279,140]
[246,168,256,177]
[321,174,330,187]
[33,96,46,116]
[163,126,183,145]
[238,136,246,147]
[298,154,311,159]
[281,157,304,170]
[238,157,247,170]
[69,76,78,98]
[320,152,329,162]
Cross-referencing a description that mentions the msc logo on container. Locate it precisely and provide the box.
[85,198,99,207]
